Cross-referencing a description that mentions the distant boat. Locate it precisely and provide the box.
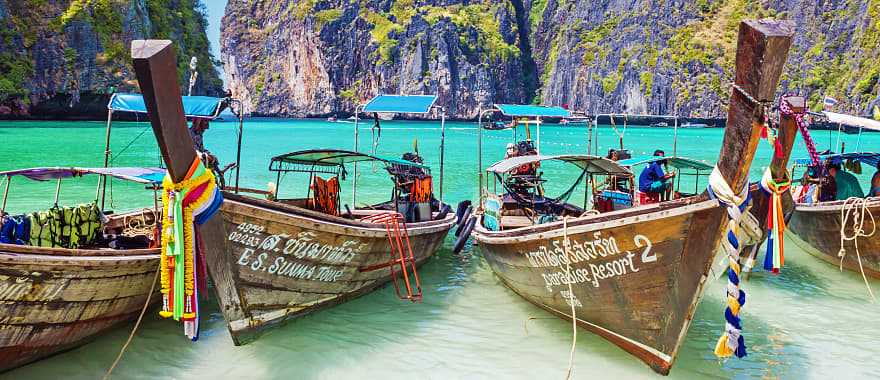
[327,116,337,122]
[649,121,668,128]
[680,122,709,128]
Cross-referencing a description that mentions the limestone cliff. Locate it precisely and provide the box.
[222,0,879,119]
[0,0,222,118]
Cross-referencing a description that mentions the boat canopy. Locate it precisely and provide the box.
[362,94,438,114]
[0,167,165,185]
[619,156,714,171]
[486,154,629,175]
[793,152,880,168]
[822,111,880,131]
[270,149,428,170]
[494,104,571,118]
[107,93,226,119]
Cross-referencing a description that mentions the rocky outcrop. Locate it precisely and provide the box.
[222,0,535,118]
[0,0,222,118]
[223,0,879,119]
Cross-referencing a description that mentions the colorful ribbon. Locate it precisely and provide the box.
[759,168,790,274]
[159,157,223,341]
[707,167,751,359]
[779,95,819,168]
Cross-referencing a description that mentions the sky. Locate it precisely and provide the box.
[204,0,228,85]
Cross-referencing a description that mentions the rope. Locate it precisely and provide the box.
[707,166,752,359]
[759,168,791,274]
[561,216,577,380]
[102,261,160,380]
[109,126,151,164]
[837,197,877,301]
[779,96,821,168]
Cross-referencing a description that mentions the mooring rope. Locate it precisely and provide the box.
[838,197,877,301]
[708,166,752,358]
[561,216,577,379]
[102,260,160,380]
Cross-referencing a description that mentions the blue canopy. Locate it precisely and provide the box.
[108,93,225,119]
[793,152,880,168]
[494,104,571,118]
[362,95,438,114]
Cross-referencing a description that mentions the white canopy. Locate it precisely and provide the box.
[486,154,630,175]
[822,111,880,131]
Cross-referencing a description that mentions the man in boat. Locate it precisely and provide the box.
[605,149,632,193]
[827,158,864,200]
[871,162,880,197]
[638,150,675,201]
[190,117,226,187]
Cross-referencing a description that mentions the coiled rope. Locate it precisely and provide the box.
[708,166,752,358]
[838,197,877,301]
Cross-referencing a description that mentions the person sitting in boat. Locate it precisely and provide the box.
[190,118,226,187]
[827,158,864,200]
[870,162,880,198]
[638,150,675,201]
[604,149,632,193]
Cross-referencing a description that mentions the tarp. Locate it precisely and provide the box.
[0,167,166,185]
[619,156,713,171]
[494,104,571,118]
[823,111,880,131]
[271,149,427,169]
[793,152,880,168]
[486,154,629,175]
[362,95,438,114]
[108,93,225,119]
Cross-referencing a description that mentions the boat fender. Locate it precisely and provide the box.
[434,203,451,221]
[454,206,474,237]
[452,215,476,254]
[454,200,471,225]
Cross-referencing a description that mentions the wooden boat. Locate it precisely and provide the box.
[470,20,794,374]
[787,151,880,278]
[0,167,164,371]
[131,41,455,344]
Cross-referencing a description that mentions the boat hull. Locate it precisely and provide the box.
[787,198,880,278]
[473,197,725,374]
[0,244,159,371]
[209,193,455,344]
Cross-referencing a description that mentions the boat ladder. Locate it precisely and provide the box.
[359,212,423,302]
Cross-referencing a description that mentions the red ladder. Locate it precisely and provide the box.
[359,212,423,302]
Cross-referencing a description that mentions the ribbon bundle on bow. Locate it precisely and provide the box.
[159,157,223,341]
[759,169,790,274]
[707,167,751,359]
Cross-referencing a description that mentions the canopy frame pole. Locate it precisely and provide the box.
[836,122,843,152]
[587,117,593,156]
[477,108,494,207]
[536,116,542,154]
[352,104,363,207]
[856,126,864,151]
[1,175,10,215]
[234,99,244,193]
[99,110,113,210]
[673,115,679,158]
[53,177,62,207]
[438,106,446,203]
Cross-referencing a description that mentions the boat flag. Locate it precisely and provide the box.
[823,96,838,111]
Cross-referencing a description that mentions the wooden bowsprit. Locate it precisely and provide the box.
[359,212,423,302]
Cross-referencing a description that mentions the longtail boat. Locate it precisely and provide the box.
[469,20,794,374]
[788,150,880,279]
[0,167,164,371]
[131,41,455,344]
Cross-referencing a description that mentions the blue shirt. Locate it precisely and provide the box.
[638,162,665,192]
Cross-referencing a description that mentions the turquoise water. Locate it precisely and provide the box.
[1,119,879,379]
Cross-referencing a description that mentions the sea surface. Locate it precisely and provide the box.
[1,118,879,379]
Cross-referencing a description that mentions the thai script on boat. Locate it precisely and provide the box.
[528,233,656,292]
[229,222,362,282]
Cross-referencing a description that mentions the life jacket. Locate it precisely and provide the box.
[410,176,433,203]
[28,203,102,248]
[0,215,30,245]
[310,176,340,216]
